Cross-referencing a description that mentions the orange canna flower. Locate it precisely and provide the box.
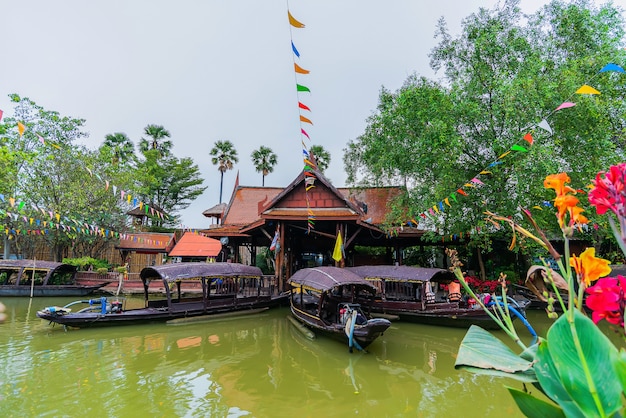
[570,247,612,287]
[544,173,577,197]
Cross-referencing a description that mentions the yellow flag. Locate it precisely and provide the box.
[576,84,601,95]
[288,11,305,28]
[17,122,25,137]
[332,231,343,262]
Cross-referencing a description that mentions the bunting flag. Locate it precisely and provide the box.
[0,109,3,122]
[576,84,601,95]
[294,63,309,74]
[289,8,316,231]
[537,119,552,135]
[600,63,625,73]
[523,133,534,145]
[555,102,576,112]
[17,122,25,137]
[288,10,305,28]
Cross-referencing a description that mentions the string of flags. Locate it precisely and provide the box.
[288,8,316,232]
[388,62,625,239]
[0,108,214,239]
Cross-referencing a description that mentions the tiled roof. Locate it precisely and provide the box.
[222,187,282,225]
[168,232,222,257]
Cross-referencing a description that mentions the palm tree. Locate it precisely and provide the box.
[138,124,172,157]
[210,140,239,203]
[309,145,331,172]
[251,146,277,186]
[102,132,135,164]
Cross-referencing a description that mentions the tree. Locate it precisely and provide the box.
[344,0,626,266]
[101,132,136,165]
[0,95,126,261]
[309,145,331,173]
[251,146,277,186]
[134,153,206,226]
[210,140,239,203]
[138,124,172,157]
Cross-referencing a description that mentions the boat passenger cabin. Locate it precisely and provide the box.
[0,259,105,297]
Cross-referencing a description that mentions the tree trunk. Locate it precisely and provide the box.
[477,247,486,281]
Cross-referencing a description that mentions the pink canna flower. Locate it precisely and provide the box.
[588,163,626,218]
[585,276,626,327]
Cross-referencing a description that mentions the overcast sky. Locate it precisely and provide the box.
[2,0,621,228]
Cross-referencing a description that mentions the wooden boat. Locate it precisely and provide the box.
[347,265,531,330]
[37,262,288,328]
[288,266,392,351]
[0,260,107,297]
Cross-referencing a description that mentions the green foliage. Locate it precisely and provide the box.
[250,146,277,186]
[309,145,331,173]
[210,139,238,203]
[62,256,110,271]
[344,0,626,256]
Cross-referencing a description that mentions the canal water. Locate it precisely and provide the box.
[0,297,560,417]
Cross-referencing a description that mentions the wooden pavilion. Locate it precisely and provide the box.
[202,169,426,290]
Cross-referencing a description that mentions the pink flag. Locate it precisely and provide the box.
[555,102,576,112]
[0,109,3,122]
[301,128,310,139]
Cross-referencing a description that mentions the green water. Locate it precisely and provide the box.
[0,297,553,417]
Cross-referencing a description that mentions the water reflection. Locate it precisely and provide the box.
[0,297,536,417]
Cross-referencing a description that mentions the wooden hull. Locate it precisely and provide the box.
[37,294,289,328]
[371,300,525,330]
[289,304,390,349]
[0,284,107,297]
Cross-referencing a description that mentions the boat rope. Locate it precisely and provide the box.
[345,308,364,353]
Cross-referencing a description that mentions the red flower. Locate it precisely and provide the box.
[588,163,626,218]
[585,275,626,326]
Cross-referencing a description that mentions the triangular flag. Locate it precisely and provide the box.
[298,102,311,112]
[498,151,512,159]
[38,135,45,145]
[300,115,313,125]
[291,41,300,58]
[0,109,3,122]
[17,122,25,137]
[294,63,309,74]
[444,198,451,207]
[511,144,528,152]
[523,133,534,145]
[555,102,576,112]
[470,177,485,185]
[456,189,468,196]
[449,193,457,202]
[288,11,305,28]
[576,84,601,95]
[301,128,310,140]
[599,63,625,73]
[537,119,552,135]
[297,84,310,93]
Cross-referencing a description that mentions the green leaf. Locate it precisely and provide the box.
[535,310,622,418]
[455,325,537,382]
[612,348,626,397]
[507,386,565,418]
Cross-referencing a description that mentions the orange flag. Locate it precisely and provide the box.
[288,11,305,28]
[294,63,310,74]
[300,115,313,125]
[17,122,25,137]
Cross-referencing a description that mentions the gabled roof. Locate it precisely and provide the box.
[202,203,227,218]
[168,232,222,257]
[116,232,176,253]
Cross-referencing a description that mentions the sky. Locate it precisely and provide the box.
[2,0,622,228]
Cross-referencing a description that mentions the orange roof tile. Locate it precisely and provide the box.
[168,232,222,257]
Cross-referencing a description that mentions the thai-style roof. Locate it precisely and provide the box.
[202,203,227,218]
[140,262,263,282]
[116,232,176,253]
[168,232,222,257]
[347,265,454,283]
[0,259,77,272]
[288,266,375,291]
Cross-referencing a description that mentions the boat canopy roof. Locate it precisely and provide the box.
[140,262,263,282]
[288,266,375,292]
[347,265,455,283]
[0,259,77,273]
